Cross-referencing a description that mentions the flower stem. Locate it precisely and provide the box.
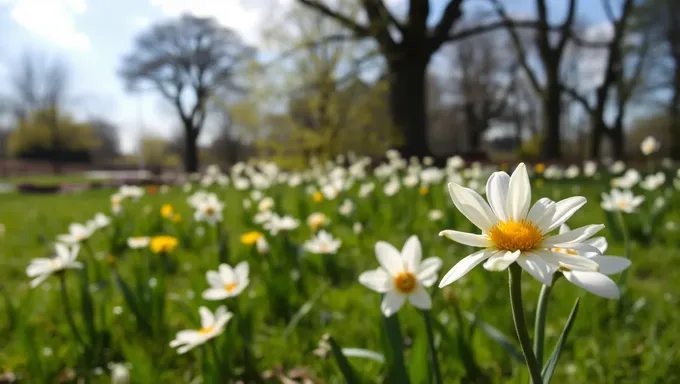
[59,273,84,347]
[616,211,631,286]
[533,280,552,367]
[508,263,543,384]
[423,311,443,384]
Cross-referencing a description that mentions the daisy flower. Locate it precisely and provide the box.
[439,163,602,288]
[26,244,83,288]
[553,224,631,299]
[304,230,342,254]
[57,223,94,245]
[359,236,442,316]
[169,306,232,354]
[202,262,249,300]
[601,189,644,213]
[193,196,224,225]
[127,236,150,249]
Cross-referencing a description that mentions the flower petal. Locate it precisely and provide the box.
[543,197,588,233]
[402,235,422,273]
[527,198,555,223]
[202,288,229,301]
[408,286,432,310]
[506,163,531,221]
[483,250,520,272]
[534,250,600,271]
[591,255,631,275]
[439,230,491,247]
[218,264,235,283]
[448,182,497,231]
[381,291,406,317]
[375,241,403,276]
[563,271,620,299]
[198,306,214,329]
[417,257,442,287]
[359,269,392,293]
[518,253,555,285]
[206,271,223,287]
[438,249,496,288]
[486,172,510,221]
[556,242,603,256]
[584,236,608,254]
[542,224,605,246]
[234,261,249,281]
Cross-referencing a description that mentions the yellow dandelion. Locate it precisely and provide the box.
[535,163,545,174]
[312,191,323,203]
[161,204,174,218]
[419,186,429,196]
[149,236,179,254]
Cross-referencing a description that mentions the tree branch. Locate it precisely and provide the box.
[556,0,577,56]
[562,85,594,114]
[429,0,463,52]
[297,0,370,36]
[360,0,397,49]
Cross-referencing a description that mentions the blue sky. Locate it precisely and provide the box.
[0,0,611,153]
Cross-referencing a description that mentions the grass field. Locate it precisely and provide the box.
[0,159,679,383]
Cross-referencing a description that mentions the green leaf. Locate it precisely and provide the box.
[542,297,581,384]
[113,269,153,334]
[383,313,410,384]
[328,336,360,383]
[463,311,523,363]
[341,348,385,364]
[2,287,18,331]
[408,330,429,384]
[283,283,327,338]
[80,263,97,344]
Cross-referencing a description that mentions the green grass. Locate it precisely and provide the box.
[0,176,679,383]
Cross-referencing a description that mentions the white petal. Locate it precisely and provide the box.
[202,288,230,301]
[234,261,249,281]
[177,343,198,354]
[486,172,510,221]
[534,250,599,271]
[218,264,235,283]
[483,250,520,271]
[557,242,603,256]
[417,257,443,287]
[375,241,403,276]
[213,311,233,330]
[518,253,555,285]
[506,163,531,221]
[447,183,497,231]
[206,271,223,287]
[591,255,631,275]
[198,307,214,329]
[439,230,491,247]
[381,291,406,317]
[359,269,392,293]
[527,198,554,223]
[542,224,605,246]
[402,235,422,273]
[544,197,587,232]
[55,243,69,260]
[563,271,620,299]
[30,274,50,288]
[558,224,570,234]
[438,249,496,288]
[408,286,432,310]
[584,237,608,254]
[69,245,80,262]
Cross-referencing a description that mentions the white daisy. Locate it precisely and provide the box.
[304,230,342,254]
[127,236,150,249]
[202,262,250,300]
[169,306,232,354]
[640,136,660,156]
[193,196,225,226]
[264,214,300,235]
[359,236,442,316]
[601,189,644,213]
[26,244,83,288]
[57,223,94,245]
[439,163,602,288]
[553,224,631,299]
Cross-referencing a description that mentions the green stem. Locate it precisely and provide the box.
[59,273,84,347]
[423,311,443,384]
[82,241,103,282]
[508,264,543,384]
[533,279,553,367]
[616,211,631,286]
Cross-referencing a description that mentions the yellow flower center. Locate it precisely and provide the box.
[487,219,543,252]
[616,200,629,209]
[205,207,215,216]
[198,326,215,334]
[224,282,238,292]
[394,272,417,294]
[419,186,429,195]
[319,243,329,253]
[313,192,323,203]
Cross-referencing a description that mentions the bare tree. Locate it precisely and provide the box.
[296,0,544,159]
[119,14,255,172]
[10,52,71,172]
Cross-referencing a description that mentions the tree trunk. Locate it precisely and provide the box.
[388,57,430,159]
[589,119,606,160]
[609,122,624,160]
[541,84,562,160]
[184,128,199,173]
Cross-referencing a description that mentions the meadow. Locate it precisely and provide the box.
[1,151,679,383]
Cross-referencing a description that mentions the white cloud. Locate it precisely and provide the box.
[6,0,89,50]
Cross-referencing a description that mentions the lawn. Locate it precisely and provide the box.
[0,161,678,383]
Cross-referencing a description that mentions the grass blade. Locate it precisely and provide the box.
[463,311,524,363]
[542,297,581,384]
[341,348,385,364]
[283,284,327,338]
[328,336,360,383]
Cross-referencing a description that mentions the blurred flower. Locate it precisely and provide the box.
[304,230,342,255]
[601,189,644,213]
[160,185,170,194]
[535,163,545,174]
[160,204,174,219]
[26,244,82,288]
[108,362,131,384]
[149,236,179,254]
[418,185,429,196]
[553,224,630,299]
[428,209,443,221]
[447,156,464,170]
[439,163,601,288]
[93,213,111,229]
[584,161,597,177]
[384,177,400,196]
[240,231,263,245]
[242,198,252,209]
[640,172,666,191]
[312,191,323,203]
[148,277,157,288]
[403,174,419,188]
[609,161,626,174]
[359,236,442,316]
[113,306,123,315]
[359,182,375,198]
[258,197,274,212]
[565,165,579,179]
[254,210,274,225]
[202,262,250,300]
[338,199,355,216]
[172,214,182,222]
[265,214,300,235]
[256,236,269,255]
[57,223,93,245]
[147,185,158,195]
[353,222,363,234]
[641,136,660,156]
[169,306,232,354]
[127,236,149,249]
[307,212,329,232]
[193,196,224,226]
[42,347,53,357]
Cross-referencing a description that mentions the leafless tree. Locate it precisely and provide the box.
[119,14,255,172]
